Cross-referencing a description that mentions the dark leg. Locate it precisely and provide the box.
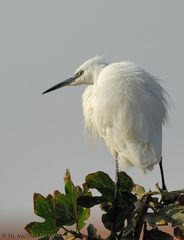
[159,157,167,191]
[115,158,119,182]
[113,159,120,233]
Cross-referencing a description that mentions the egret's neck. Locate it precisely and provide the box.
[93,63,107,84]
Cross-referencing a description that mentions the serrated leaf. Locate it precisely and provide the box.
[143,228,173,240]
[118,171,134,192]
[122,200,145,237]
[64,169,78,207]
[54,170,91,230]
[159,204,184,226]
[87,224,101,240]
[26,170,91,236]
[146,213,166,228]
[117,191,137,207]
[77,207,90,230]
[132,184,146,198]
[162,190,184,203]
[78,195,103,208]
[25,219,59,236]
[25,194,58,236]
[64,170,91,230]
[86,171,115,202]
[54,190,76,226]
[33,193,55,219]
[122,219,136,238]
[46,194,54,210]
[102,206,131,232]
[79,172,135,209]
[146,203,184,228]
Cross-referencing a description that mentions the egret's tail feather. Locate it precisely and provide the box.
[117,141,160,173]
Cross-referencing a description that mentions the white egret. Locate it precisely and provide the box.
[43,56,170,190]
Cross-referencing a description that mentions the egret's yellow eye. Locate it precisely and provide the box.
[77,70,84,77]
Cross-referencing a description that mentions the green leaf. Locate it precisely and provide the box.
[143,228,173,240]
[118,171,134,192]
[33,193,55,219]
[54,170,91,230]
[25,219,59,236]
[78,195,103,208]
[146,213,167,228]
[46,194,54,210]
[64,169,78,207]
[122,200,146,237]
[25,170,91,236]
[117,191,137,207]
[146,203,184,227]
[79,172,135,209]
[64,169,91,231]
[87,224,101,240]
[102,206,131,232]
[77,205,90,230]
[160,204,184,226]
[54,190,76,226]
[132,184,146,198]
[86,171,115,202]
[25,193,58,236]
[162,190,184,203]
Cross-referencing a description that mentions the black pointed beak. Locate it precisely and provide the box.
[42,76,77,94]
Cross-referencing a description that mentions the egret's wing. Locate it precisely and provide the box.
[91,62,168,170]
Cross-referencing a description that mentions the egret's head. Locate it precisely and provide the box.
[42,56,107,94]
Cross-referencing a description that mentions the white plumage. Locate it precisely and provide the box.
[43,56,170,173]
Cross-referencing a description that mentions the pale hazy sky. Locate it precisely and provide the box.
[0,0,184,232]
